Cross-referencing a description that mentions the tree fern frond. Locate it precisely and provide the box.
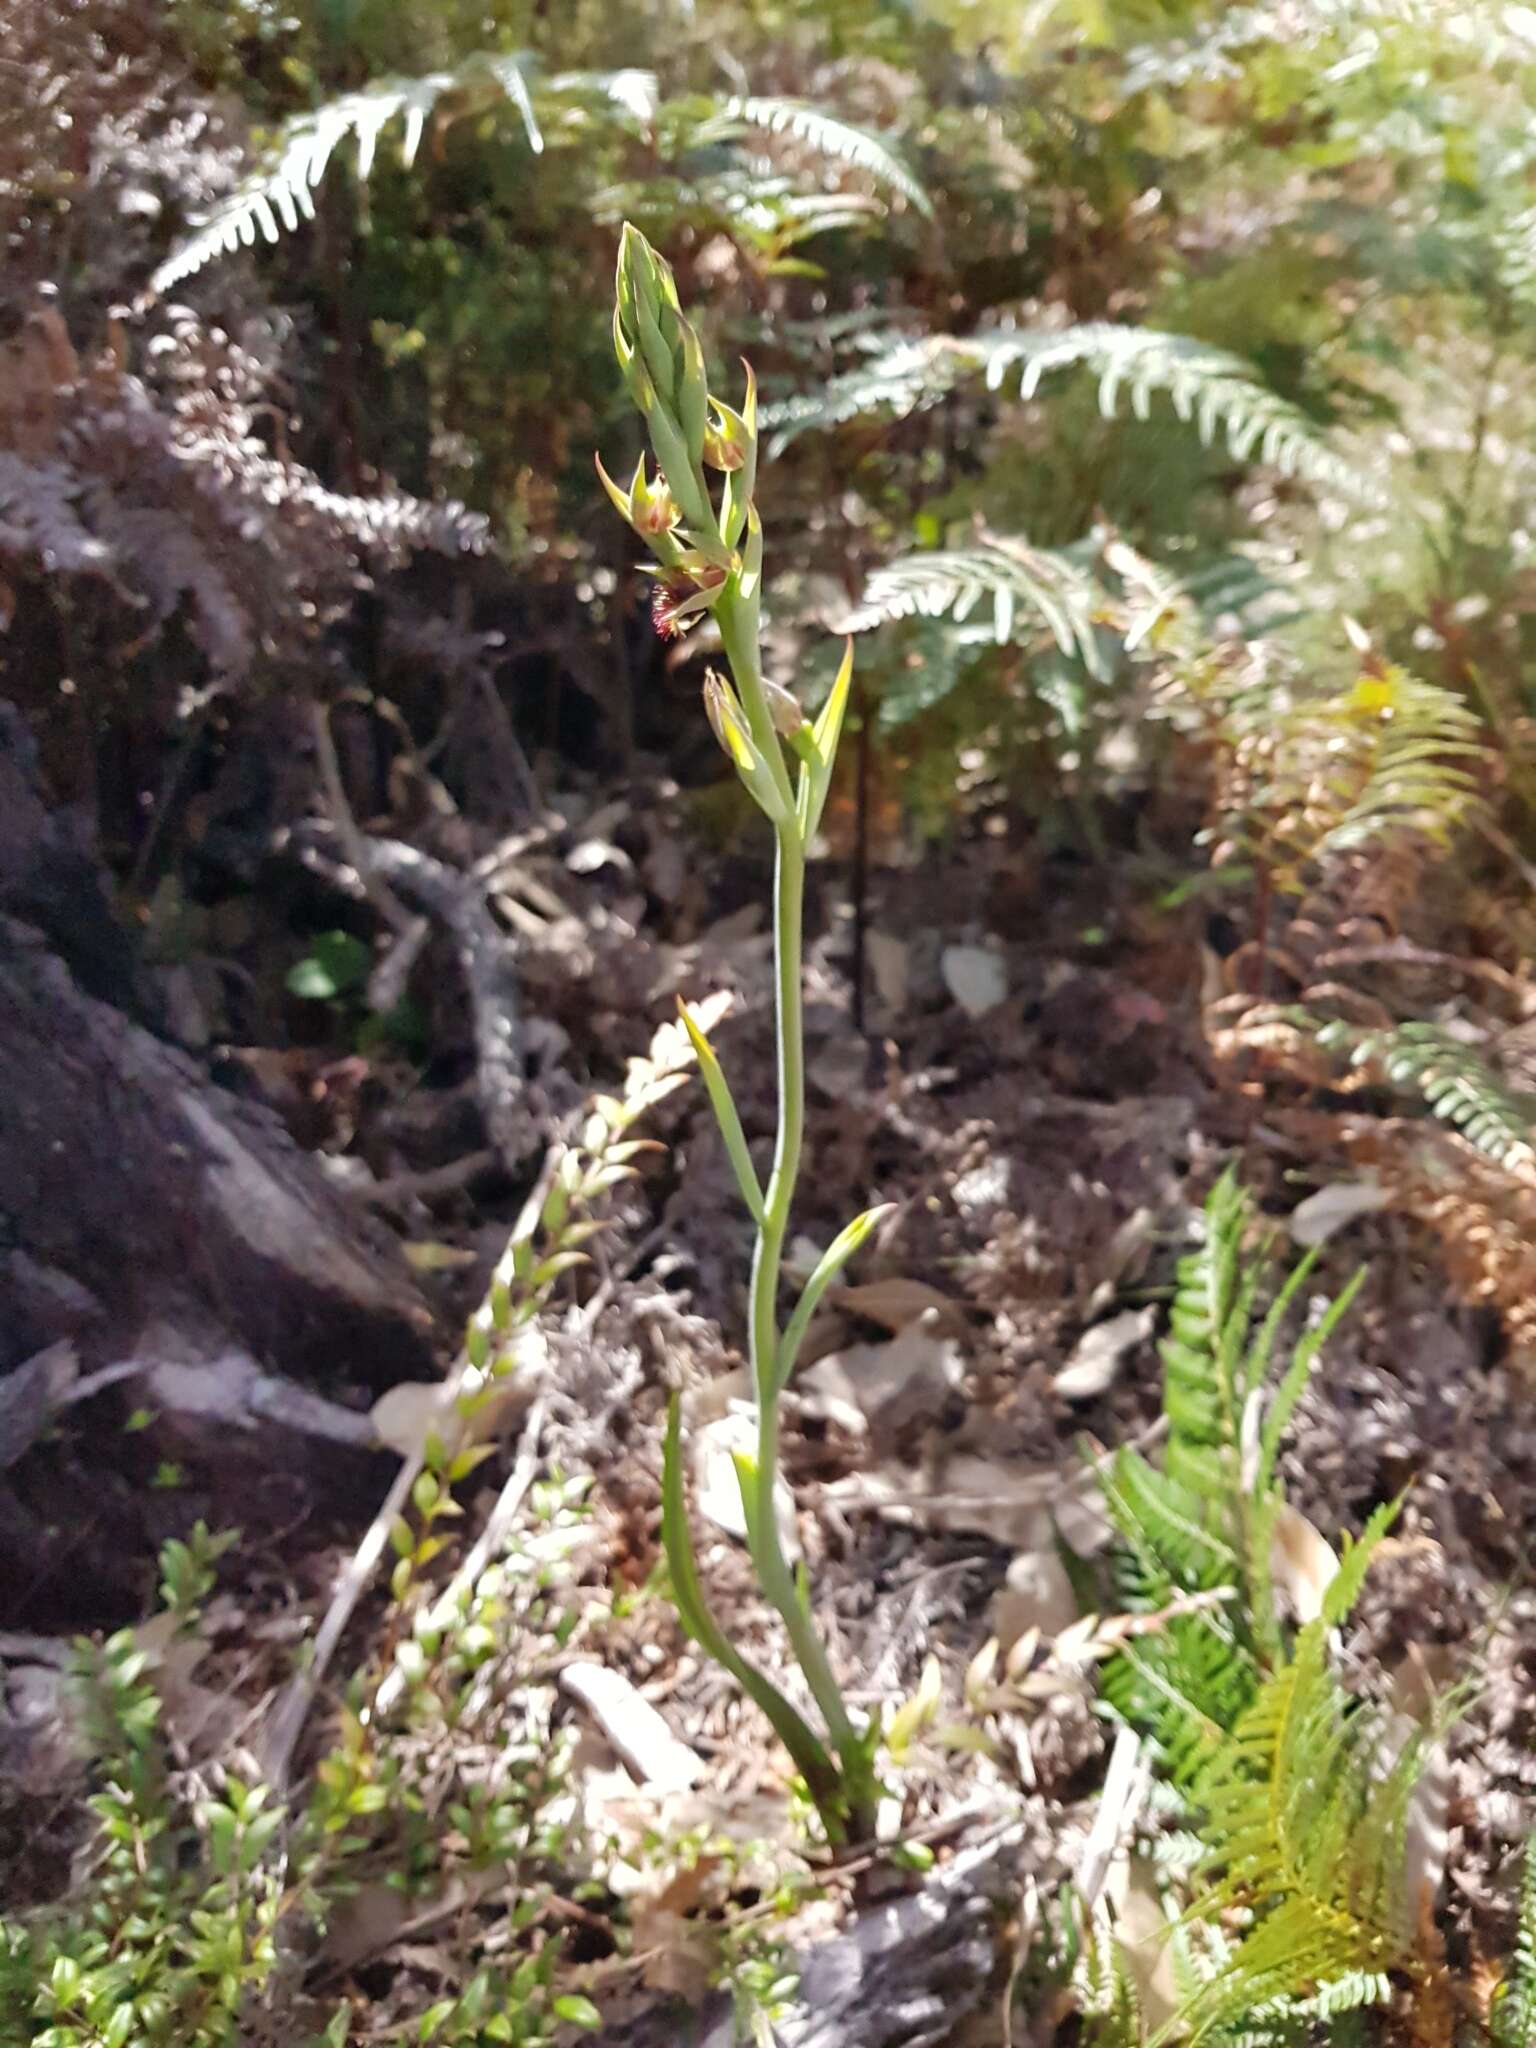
[720,96,932,217]
[840,533,1107,674]
[1305,1016,1536,1175]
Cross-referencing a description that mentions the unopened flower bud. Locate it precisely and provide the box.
[703,425,745,472]
[613,225,715,534]
[703,670,741,758]
[763,678,805,737]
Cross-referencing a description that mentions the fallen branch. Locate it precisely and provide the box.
[291,822,529,1169]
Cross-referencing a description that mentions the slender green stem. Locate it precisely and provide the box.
[745,834,857,1745]
[725,594,871,1824]
[717,588,795,815]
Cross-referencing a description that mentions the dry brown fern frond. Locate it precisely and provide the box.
[0,303,489,686]
[1327,1116,1536,1371]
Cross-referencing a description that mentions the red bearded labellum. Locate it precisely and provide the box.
[650,576,690,640]
[650,564,726,640]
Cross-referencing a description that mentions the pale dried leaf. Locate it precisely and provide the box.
[1076,1726,1148,1907]
[993,1548,1079,1653]
[1053,1306,1155,1400]
[1288,1176,1391,1247]
[866,929,910,1011]
[1269,1501,1340,1623]
[797,1323,964,1443]
[942,943,1009,1017]
[836,1276,967,1335]
[560,1663,702,1793]
[401,1239,478,1273]
[694,1408,801,1561]
[1116,1860,1181,2031]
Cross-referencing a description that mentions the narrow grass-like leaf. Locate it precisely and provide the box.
[660,1399,842,1810]
[678,1000,765,1223]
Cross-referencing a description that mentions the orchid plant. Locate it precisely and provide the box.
[601,225,886,1843]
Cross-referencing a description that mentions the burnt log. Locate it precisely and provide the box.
[602,1823,1021,2048]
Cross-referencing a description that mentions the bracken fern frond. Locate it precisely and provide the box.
[152,67,492,292]
[765,322,1377,501]
[840,532,1107,674]
[719,96,931,217]
[1305,1016,1536,1175]
[153,68,927,295]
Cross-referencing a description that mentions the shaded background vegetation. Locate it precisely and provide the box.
[8,1,1536,2042]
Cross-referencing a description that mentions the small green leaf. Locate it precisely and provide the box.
[286,929,372,1001]
[553,1995,602,2029]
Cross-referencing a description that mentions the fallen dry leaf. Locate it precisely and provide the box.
[836,1276,968,1336]
[401,1239,478,1274]
[370,1326,547,1457]
[993,1548,1079,1653]
[1288,1176,1391,1247]
[560,1662,702,1794]
[1269,1501,1339,1624]
[694,1408,801,1560]
[1053,1306,1156,1401]
[1116,1859,1181,2032]
[798,1323,964,1445]
[865,929,910,1011]
[942,942,1009,1017]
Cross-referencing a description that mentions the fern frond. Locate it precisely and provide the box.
[156,71,926,293]
[1252,1269,1361,1502]
[1305,672,1484,864]
[544,67,660,122]
[1179,1616,1422,2042]
[1224,665,1485,889]
[152,72,470,291]
[1493,1835,1536,2048]
[1159,1169,1251,1501]
[841,533,1106,674]
[720,96,932,217]
[765,321,1376,501]
[1307,1017,1536,1175]
[762,333,953,444]
[963,326,1379,504]
[1094,1172,1366,1782]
